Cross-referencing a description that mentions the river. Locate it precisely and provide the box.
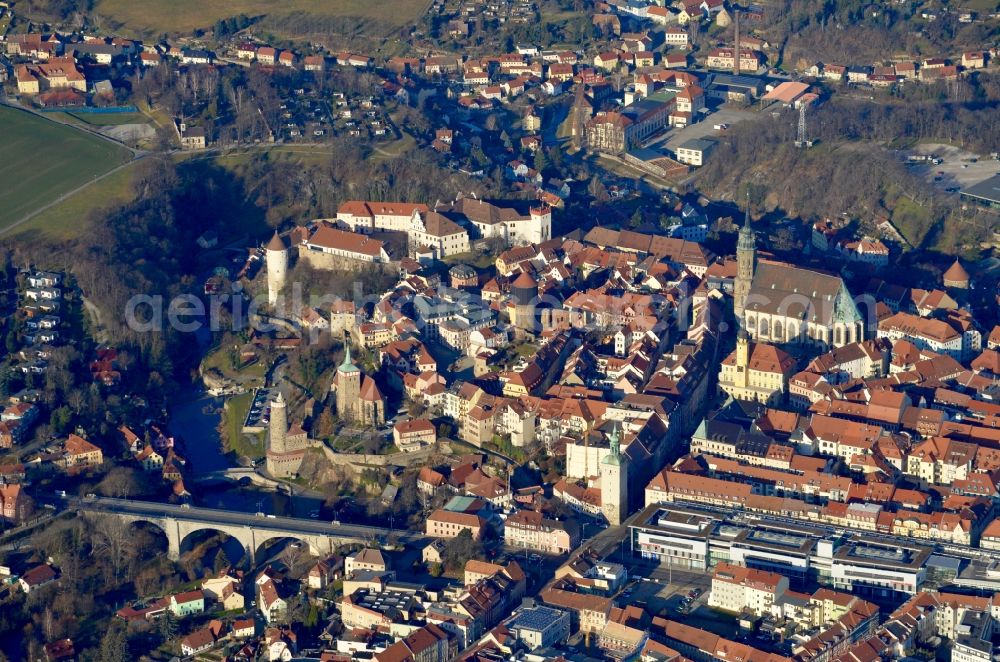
[168,393,229,473]
[168,389,323,518]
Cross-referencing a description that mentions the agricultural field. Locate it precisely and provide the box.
[0,106,133,236]
[6,162,141,245]
[95,0,431,34]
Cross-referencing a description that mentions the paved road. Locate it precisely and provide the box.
[65,495,425,544]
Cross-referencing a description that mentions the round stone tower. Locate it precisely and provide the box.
[268,391,288,455]
[266,231,288,307]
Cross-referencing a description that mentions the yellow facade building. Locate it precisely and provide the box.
[718,331,796,404]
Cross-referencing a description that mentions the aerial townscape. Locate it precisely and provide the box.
[2,0,1000,661]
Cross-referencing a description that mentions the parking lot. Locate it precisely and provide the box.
[654,105,757,152]
[624,563,713,608]
[907,143,1000,192]
[243,387,276,432]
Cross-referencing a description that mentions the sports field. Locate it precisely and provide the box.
[0,106,132,234]
[95,0,430,34]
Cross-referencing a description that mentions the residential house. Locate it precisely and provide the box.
[708,562,788,615]
[962,52,986,69]
[0,484,27,524]
[170,590,205,618]
[426,509,486,538]
[675,137,715,166]
[504,509,579,554]
[61,434,103,470]
[346,548,389,577]
[307,557,343,589]
[18,564,57,593]
[258,578,288,624]
[664,26,690,49]
[393,419,437,451]
[202,573,244,611]
[705,48,761,71]
[181,623,221,657]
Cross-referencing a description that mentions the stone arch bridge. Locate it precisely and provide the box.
[72,496,422,564]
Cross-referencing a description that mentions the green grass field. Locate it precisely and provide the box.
[223,392,265,461]
[8,162,140,244]
[0,106,132,235]
[68,112,149,126]
[95,0,430,34]
[47,111,150,127]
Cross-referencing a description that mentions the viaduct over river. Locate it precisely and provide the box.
[66,496,424,563]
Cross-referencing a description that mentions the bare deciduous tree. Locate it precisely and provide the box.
[90,515,135,587]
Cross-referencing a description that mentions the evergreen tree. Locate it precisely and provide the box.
[533,149,548,177]
[213,548,229,574]
[500,130,512,150]
[304,604,320,628]
[99,621,129,662]
[158,611,178,642]
[630,209,643,228]
[548,144,564,172]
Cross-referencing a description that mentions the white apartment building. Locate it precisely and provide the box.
[708,562,789,616]
[878,312,980,361]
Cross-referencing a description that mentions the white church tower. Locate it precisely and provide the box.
[601,423,628,526]
[266,231,288,307]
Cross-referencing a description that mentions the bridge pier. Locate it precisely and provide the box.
[77,500,390,570]
[167,534,181,561]
[165,517,182,561]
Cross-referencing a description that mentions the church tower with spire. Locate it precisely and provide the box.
[335,344,362,423]
[600,423,628,526]
[733,194,756,325]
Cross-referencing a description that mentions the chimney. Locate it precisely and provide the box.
[733,6,741,77]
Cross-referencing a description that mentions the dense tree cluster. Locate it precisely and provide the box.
[0,515,174,660]
[814,95,1000,155]
[212,13,253,38]
[25,0,93,21]
[442,529,485,570]
[696,103,993,252]
[764,1,1000,69]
